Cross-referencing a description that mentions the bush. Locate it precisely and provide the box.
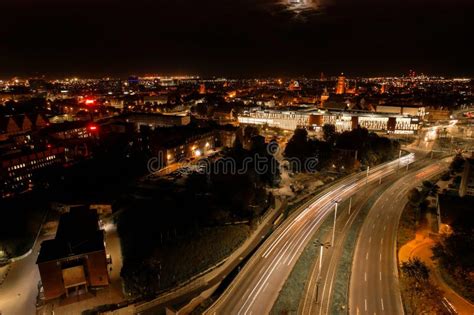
[441,172,451,181]
[120,224,250,296]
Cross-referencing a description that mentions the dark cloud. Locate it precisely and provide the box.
[1,0,473,78]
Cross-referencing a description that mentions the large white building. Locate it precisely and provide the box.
[238,110,309,130]
[238,109,420,134]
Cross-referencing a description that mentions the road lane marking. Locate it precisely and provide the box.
[324,264,337,315]
[364,272,367,282]
[380,253,382,261]
[383,225,386,231]
[239,243,288,315]
[365,299,367,311]
[369,237,372,243]
[381,298,384,311]
[366,252,369,260]
[303,254,321,315]
[381,238,384,245]
[379,271,382,281]
[240,254,283,315]
[286,212,324,266]
[262,202,324,259]
[241,209,328,315]
[241,288,251,300]
[262,221,297,258]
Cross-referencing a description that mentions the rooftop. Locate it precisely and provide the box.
[37,206,105,264]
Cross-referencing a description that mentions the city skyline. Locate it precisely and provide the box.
[1,73,472,81]
[1,1,474,314]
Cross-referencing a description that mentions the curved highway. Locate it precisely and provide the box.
[205,154,415,315]
[349,158,449,315]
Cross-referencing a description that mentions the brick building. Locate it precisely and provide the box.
[0,146,65,198]
[37,207,109,300]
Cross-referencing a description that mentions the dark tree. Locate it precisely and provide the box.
[322,124,336,144]
[284,128,310,162]
[401,258,444,315]
[407,188,422,206]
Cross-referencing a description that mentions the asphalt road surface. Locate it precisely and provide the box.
[299,178,395,315]
[205,154,415,315]
[349,158,450,315]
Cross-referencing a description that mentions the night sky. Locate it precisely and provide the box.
[1,0,474,78]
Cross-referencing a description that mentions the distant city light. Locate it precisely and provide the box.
[88,125,98,131]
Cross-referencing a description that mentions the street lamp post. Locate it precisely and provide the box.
[436,194,442,233]
[348,197,352,215]
[314,240,331,304]
[366,166,370,185]
[332,202,338,247]
[398,150,402,169]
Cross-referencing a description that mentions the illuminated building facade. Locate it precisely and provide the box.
[123,113,191,130]
[376,105,425,117]
[0,147,65,198]
[239,110,309,130]
[238,109,420,134]
[336,74,346,94]
[460,158,474,197]
[44,121,98,140]
[149,126,237,168]
[159,132,216,166]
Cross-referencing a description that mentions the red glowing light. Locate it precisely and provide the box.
[88,125,98,131]
[85,99,96,105]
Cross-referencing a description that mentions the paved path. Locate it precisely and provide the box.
[0,235,50,315]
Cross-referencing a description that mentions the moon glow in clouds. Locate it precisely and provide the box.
[269,0,325,20]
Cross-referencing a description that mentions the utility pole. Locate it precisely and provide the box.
[398,150,402,169]
[366,166,370,185]
[332,202,338,247]
[348,197,352,215]
[319,244,323,274]
[436,194,442,233]
[314,240,330,304]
